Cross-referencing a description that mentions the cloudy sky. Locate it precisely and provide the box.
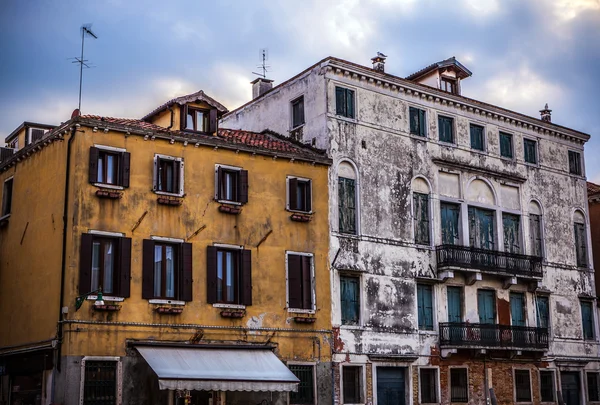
[1,0,599,177]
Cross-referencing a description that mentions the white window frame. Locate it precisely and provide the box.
[448,366,469,403]
[26,127,49,145]
[153,153,184,197]
[513,368,533,403]
[290,94,306,130]
[339,271,363,327]
[9,139,18,150]
[79,356,122,405]
[92,145,128,190]
[214,163,243,205]
[468,121,487,153]
[286,175,313,214]
[1,176,14,220]
[418,366,440,404]
[538,369,556,404]
[287,361,317,405]
[285,251,316,313]
[340,363,366,405]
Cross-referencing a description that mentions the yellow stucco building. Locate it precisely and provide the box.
[0,91,332,405]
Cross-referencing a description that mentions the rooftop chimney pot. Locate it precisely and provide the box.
[251,78,274,99]
[371,52,387,72]
[540,103,552,122]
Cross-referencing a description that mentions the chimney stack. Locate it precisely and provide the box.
[371,52,387,72]
[540,103,552,122]
[251,78,274,99]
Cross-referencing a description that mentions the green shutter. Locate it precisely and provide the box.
[500,132,513,158]
[339,177,356,234]
[441,203,460,245]
[470,124,484,151]
[529,214,543,257]
[341,276,359,325]
[409,107,418,135]
[469,207,495,250]
[347,89,355,119]
[502,213,521,254]
[336,87,345,116]
[413,193,430,245]
[439,116,454,143]
[524,139,537,164]
[574,222,588,267]
[581,301,594,339]
[417,284,433,330]
[536,296,549,328]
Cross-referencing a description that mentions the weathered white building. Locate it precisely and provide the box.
[222,56,599,405]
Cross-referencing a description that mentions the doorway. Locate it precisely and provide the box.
[561,372,580,405]
[376,367,406,405]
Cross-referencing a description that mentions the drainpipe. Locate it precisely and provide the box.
[167,105,174,130]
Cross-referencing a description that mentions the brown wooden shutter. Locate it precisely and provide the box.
[241,249,252,306]
[181,242,193,301]
[208,109,218,134]
[118,237,132,298]
[301,255,312,309]
[206,246,218,303]
[216,167,223,200]
[88,147,99,184]
[238,170,249,204]
[79,233,94,294]
[287,254,302,309]
[288,178,298,210]
[142,239,156,299]
[24,126,30,146]
[120,152,130,188]
[305,180,312,212]
[180,105,188,130]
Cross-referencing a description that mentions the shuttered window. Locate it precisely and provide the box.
[438,115,454,143]
[206,246,252,305]
[1,178,13,217]
[335,87,355,119]
[529,214,543,257]
[216,166,249,204]
[470,124,484,151]
[288,178,312,213]
[417,284,434,330]
[342,366,362,404]
[515,370,532,402]
[539,370,554,402]
[468,207,495,250]
[289,365,314,404]
[581,300,594,340]
[502,213,521,254]
[89,147,130,187]
[152,154,183,196]
[569,151,582,175]
[141,240,192,301]
[524,139,537,164]
[79,233,131,297]
[292,96,305,128]
[574,222,588,267]
[338,177,356,234]
[340,275,360,325]
[409,107,426,137]
[419,368,438,403]
[450,368,468,402]
[536,296,549,329]
[500,132,513,158]
[181,105,217,134]
[588,372,600,402]
[83,360,117,405]
[287,253,314,310]
[441,202,460,245]
[413,193,430,245]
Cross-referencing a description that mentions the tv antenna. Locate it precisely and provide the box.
[252,48,270,79]
[71,24,98,113]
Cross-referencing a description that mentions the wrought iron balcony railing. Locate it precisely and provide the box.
[436,244,543,278]
[439,322,549,350]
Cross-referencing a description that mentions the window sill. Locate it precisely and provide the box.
[86,296,124,302]
[216,199,242,206]
[290,123,305,131]
[340,324,363,330]
[93,183,124,190]
[523,162,539,168]
[0,214,10,225]
[149,299,185,306]
[438,141,457,148]
[335,115,357,124]
[499,156,516,163]
[470,148,486,155]
[288,308,315,314]
[409,133,427,141]
[569,173,585,179]
[155,190,185,198]
[213,303,246,310]
[418,330,438,336]
[334,232,360,239]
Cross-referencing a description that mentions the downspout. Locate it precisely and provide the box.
[167,105,174,130]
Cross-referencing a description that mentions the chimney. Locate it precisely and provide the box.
[540,103,552,122]
[251,78,274,99]
[371,52,387,72]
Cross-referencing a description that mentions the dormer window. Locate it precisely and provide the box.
[441,77,457,94]
[26,127,47,146]
[186,108,209,132]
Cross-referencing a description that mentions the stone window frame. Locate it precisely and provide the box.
[573,208,591,269]
[537,368,556,404]
[416,282,437,333]
[418,366,440,404]
[0,175,14,221]
[339,363,366,405]
[498,129,516,161]
[287,361,317,405]
[286,175,313,214]
[290,93,306,130]
[522,137,539,167]
[468,120,487,153]
[371,363,412,405]
[448,366,469,403]
[567,148,585,177]
[335,158,361,236]
[513,367,533,404]
[285,250,316,314]
[332,82,358,123]
[411,175,434,249]
[79,356,122,405]
[528,198,546,259]
[407,102,428,139]
[153,153,184,197]
[585,370,600,403]
[435,111,458,146]
[338,270,363,328]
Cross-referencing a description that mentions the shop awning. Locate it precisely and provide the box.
[137,346,300,392]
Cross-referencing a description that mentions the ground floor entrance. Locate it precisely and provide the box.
[561,372,580,405]
[376,367,406,405]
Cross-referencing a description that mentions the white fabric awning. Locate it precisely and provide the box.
[137,346,300,392]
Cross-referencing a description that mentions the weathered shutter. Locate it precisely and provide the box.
[120,152,130,188]
[180,105,188,130]
[340,276,359,324]
[305,180,312,212]
[335,87,345,116]
[417,284,433,330]
[301,255,312,309]
[574,223,588,267]
[298,97,305,124]
[468,207,476,247]
[419,109,426,137]
[117,237,131,298]
[503,214,520,254]
[89,147,99,184]
[31,129,45,143]
[510,292,526,326]
[216,167,223,199]
[409,107,418,134]
[79,233,94,294]
[529,214,542,257]
[447,286,462,323]
[287,254,302,309]
[238,170,249,204]
[536,296,549,328]
[347,89,355,119]
[338,178,356,234]
[208,108,218,134]
[413,193,430,245]
[206,246,217,303]
[24,126,30,146]
[288,178,298,210]
[180,243,193,301]
[142,239,156,299]
[241,249,252,306]
[581,301,593,339]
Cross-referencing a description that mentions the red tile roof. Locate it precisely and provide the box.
[141,90,228,121]
[587,181,600,196]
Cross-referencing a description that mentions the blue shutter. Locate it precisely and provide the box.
[503,213,521,254]
[581,301,594,339]
[418,284,433,330]
[341,276,359,325]
[447,286,462,323]
[441,203,460,245]
[347,89,355,119]
[574,222,588,267]
[336,87,345,116]
[510,292,525,327]
[500,132,513,158]
[478,290,495,324]
[536,296,549,328]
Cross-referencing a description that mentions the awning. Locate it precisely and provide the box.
[137,346,300,392]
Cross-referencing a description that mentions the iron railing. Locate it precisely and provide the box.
[436,244,543,278]
[439,322,549,350]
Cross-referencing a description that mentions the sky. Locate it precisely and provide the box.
[1,0,599,178]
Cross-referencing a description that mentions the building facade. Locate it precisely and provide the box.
[0,91,333,405]
[222,56,600,405]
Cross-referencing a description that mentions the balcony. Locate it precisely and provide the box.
[436,245,543,283]
[439,322,549,351]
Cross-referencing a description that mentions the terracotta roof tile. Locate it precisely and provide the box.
[587,181,600,196]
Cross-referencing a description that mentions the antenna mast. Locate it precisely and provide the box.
[252,48,270,79]
[72,24,98,113]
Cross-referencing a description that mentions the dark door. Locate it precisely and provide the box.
[478,290,496,344]
[377,367,405,405]
[510,292,526,346]
[561,372,580,405]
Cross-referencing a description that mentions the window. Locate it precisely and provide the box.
[574,217,588,267]
[588,372,600,402]
[470,124,484,151]
[539,370,555,402]
[569,151,582,176]
[438,115,454,143]
[468,207,495,250]
[182,105,216,133]
[215,165,249,204]
[514,370,532,402]
[500,132,513,158]
[340,275,360,325]
[79,233,131,297]
[502,213,521,254]
[409,107,426,137]
[289,365,315,404]
[417,284,434,330]
[342,366,363,404]
[26,127,47,146]
[529,213,543,257]
[292,96,305,128]
[89,147,130,187]
[581,300,594,340]
[441,77,457,94]
[338,177,357,234]
[82,360,118,405]
[419,368,438,404]
[142,239,192,301]
[335,87,355,119]
[153,155,184,196]
[413,193,430,245]
[441,202,460,245]
[450,368,468,402]
[288,177,312,213]
[524,139,538,164]
[1,178,13,217]
[287,253,314,310]
[536,296,549,329]
[8,138,18,150]
[206,246,251,305]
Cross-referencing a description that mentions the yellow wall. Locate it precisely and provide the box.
[149,101,214,131]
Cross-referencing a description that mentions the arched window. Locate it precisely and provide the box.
[412,177,431,245]
[338,161,358,235]
[574,210,588,267]
[529,201,543,257]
